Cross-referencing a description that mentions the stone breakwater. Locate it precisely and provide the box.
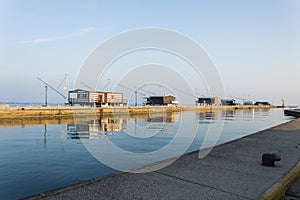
[0,105,277,120]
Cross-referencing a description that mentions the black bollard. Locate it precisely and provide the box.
[262,153,281,167]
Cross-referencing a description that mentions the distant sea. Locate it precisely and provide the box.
[0,102,64,107]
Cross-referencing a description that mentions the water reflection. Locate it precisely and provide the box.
[0,109,274,129]
[195,109,270,124]
[64,109,273,140]
[197,111,220,124]
[67,118,124,139]
[66,112,180,139]
[222,110,237,120]
[43,124,47,147]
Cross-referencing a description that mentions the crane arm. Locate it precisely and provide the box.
[137,87,156,95]
[102,80,110,91]
[80,82,94,91]
[37,77,66,98]
[117,84,147,96]
[173,88,199,98]
[57,74,67,90]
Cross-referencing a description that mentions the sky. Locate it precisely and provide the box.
[0,0,299,105]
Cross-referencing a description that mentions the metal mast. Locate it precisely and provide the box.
[37,77,67,105]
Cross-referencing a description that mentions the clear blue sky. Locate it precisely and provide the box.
[0,0,299,105]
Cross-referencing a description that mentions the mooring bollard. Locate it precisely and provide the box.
[262,153,281,167]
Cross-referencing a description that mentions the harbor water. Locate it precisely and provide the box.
[0,108,293,199]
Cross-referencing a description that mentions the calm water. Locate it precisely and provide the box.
[0,108,293,199]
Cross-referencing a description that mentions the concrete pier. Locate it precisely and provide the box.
[24,118,300,200]
[0,105,277,119]
[284,109,300,118]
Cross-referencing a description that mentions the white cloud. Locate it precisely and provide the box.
[80,27,97,33]
[18,27,97,44]
[18,36,67,44]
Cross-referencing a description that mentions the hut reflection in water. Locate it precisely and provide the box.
[66,112,180,139]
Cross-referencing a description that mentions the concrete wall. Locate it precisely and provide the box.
[0,105,277,120]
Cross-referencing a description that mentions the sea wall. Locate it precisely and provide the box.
[0,104,277,120]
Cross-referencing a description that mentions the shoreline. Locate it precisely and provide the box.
[0,105,278,120]
[24,117,300,200]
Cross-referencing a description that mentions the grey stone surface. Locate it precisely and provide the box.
[42,172,250,200]
[28,118,300,200]
[286,177,300,198]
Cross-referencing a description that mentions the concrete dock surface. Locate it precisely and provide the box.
[26,118,300,200]
[283,177,300,199]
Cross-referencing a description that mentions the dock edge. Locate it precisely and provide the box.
[257,161,300,200]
